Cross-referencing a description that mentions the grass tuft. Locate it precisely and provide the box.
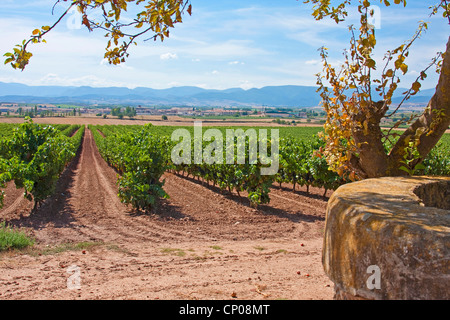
[0,222,34,252]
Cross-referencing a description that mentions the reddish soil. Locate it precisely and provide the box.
[0,128,334,300]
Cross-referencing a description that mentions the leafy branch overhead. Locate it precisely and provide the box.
[305,0,450,179]
[3,0,192,70]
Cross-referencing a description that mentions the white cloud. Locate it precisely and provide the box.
[305,60,320,65]
[229,61,245,65]
[194,83,209,89]
[160,52,178,60]
[37,73,132,88]
[167,81,182,87]
[239,80,254,90]
[100,58,134,70]
[177,40,269,59]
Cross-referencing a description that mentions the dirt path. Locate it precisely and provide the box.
[0,129,334,300]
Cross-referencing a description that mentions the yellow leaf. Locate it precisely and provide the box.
[412,81,421,92]
[400,63,408,74]
[395,55,405,69]
[368,34,376,47]
[4,57,14,65]
[366,59,376,69]
[163,15,174,28]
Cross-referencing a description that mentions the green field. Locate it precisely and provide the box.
[93,123,449,149]
[0,121,447,146]
[93,124,324,140]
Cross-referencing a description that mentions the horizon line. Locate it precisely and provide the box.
[0,80,438,92]
[0,80,323,91]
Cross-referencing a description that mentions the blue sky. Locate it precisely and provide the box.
[0,0,448,90]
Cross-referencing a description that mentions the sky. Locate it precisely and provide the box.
[0,0,448,90]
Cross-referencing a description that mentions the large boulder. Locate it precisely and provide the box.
[322,176,449,300]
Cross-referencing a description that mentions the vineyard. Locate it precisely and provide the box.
[0,119,449,300]
[1,120,448,214]
[88,124,345,211]
[0,119,85,210]
[87,123,449,212]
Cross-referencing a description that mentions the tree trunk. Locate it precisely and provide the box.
[351,100,390,178]
[389,36,450,175]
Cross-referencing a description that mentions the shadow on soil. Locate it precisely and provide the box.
[258,204,325,223]
[272,183,332,201]
[171,172,325,223]
[126,199,188,221]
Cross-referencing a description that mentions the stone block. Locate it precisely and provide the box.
[322,176,450,300]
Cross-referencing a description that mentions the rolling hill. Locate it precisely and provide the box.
[0,81,434,107]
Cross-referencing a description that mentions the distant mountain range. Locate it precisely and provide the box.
[0,81,435,107]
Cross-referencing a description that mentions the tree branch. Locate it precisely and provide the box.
[388,36,450,175]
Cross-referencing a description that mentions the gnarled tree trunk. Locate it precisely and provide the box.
[354,36,450,178]
[351,100,390,179]
[388,36,450,176]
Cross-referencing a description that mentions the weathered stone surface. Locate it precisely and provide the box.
[322,176,450,300]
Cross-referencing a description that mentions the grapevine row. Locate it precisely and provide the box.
[90,124,171,211]
[90,124,345,211]
[0,119,85,210]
